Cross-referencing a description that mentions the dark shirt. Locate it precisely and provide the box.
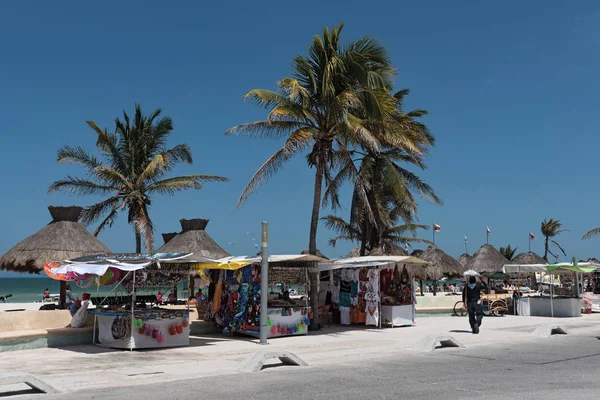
[462,282,488,303]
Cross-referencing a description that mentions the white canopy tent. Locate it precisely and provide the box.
[51,262,151,277]
[313,255,429,273]
[502,264,548,274]
[502,261,600,318]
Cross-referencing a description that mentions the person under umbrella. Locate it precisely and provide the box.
[462,275,488,334]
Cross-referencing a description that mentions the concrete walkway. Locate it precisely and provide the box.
[1,313,599,395]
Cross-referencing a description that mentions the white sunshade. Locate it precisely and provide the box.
[51,262,151,277]
[503,261,600,274]
[314,255,429,273]
[502,264,548,274]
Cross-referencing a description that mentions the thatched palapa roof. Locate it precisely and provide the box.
[161,232,178,244]
[156,218,230,260]
[458,253,472,267]
[0,206,111,274]
[511,252,546,265]
[465,244,509,274]
[417,245,464,278]
[301,249,329,260]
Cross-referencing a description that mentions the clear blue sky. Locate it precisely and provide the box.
[2,1,600,277]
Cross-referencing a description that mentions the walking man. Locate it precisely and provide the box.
[462,276,488,334]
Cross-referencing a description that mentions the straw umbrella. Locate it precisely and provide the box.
[0,206,111,306]
[156,219,230,259]
[161,233,178,245]
[413,245,463,296]
[465,244,509,278]
[156,218,230,299]
[458,253,472,268]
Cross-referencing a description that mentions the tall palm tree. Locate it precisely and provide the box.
[226,24,396,254]
[49,105,228,252]
[540,218,567,261]
[499,244,518,261]
[225,24,396,325]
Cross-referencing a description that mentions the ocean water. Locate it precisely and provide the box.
[0,277,188,303]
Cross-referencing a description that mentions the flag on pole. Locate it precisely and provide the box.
[486,226,491,235]
[464,236,468,243]
[404,243,409,252]
[529,232,536,240]
[433,223,441,232]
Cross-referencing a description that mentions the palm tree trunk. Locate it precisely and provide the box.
[308,167,324,330]
[360,221,368,256]
[135,227,142,253]
[543,236,549,262]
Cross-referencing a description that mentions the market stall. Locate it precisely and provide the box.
[187,255,322,338]
[48,252,197,350]
[315,256,429,328]
[503,261,600,318]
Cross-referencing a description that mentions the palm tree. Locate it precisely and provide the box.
[225,24,396,325]
[540,218,567,262]
[226,24,395,254]
[323,89,441,255]
[499,244,518,261]
[49,105,228,252]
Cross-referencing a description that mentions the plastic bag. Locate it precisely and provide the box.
[71,301,89,328]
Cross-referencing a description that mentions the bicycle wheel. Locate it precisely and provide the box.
[491,300,507,317]
[453,300,467,317]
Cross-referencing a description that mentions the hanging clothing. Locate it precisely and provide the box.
[339,306,350,325]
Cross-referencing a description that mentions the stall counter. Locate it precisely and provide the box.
[237,306,311,338]
[90,308,190,349]
[516,297,582,318]
[381,305,413,327]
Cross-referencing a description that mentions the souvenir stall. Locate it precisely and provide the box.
[189,255,322,338]
[503,261,600,318]
[47,252,197,350]
[315,256,429,328]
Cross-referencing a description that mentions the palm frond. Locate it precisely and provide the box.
[237,128,313,207]
[582,227,600,240]
[146,175,228,195]
[551,240,567,257]
[48,177,116,196]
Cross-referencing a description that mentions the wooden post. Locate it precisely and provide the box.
[59,281,66,309]
[419,279,424,297]
[188,278,195,299]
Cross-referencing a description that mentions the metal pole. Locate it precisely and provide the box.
[130,271,136,351]
[259,222,269,345]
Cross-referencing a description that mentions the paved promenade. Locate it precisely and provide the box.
[1,313,599,396]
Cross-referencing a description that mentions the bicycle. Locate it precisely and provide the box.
[453,300,467,317]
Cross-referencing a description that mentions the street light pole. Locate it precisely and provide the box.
[259,222,269,345]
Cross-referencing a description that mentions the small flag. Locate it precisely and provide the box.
[464,236,468,243]
[529,232,536,240]
[404,243,409,252]
[433,223,441,232]
[486,226,491,235]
